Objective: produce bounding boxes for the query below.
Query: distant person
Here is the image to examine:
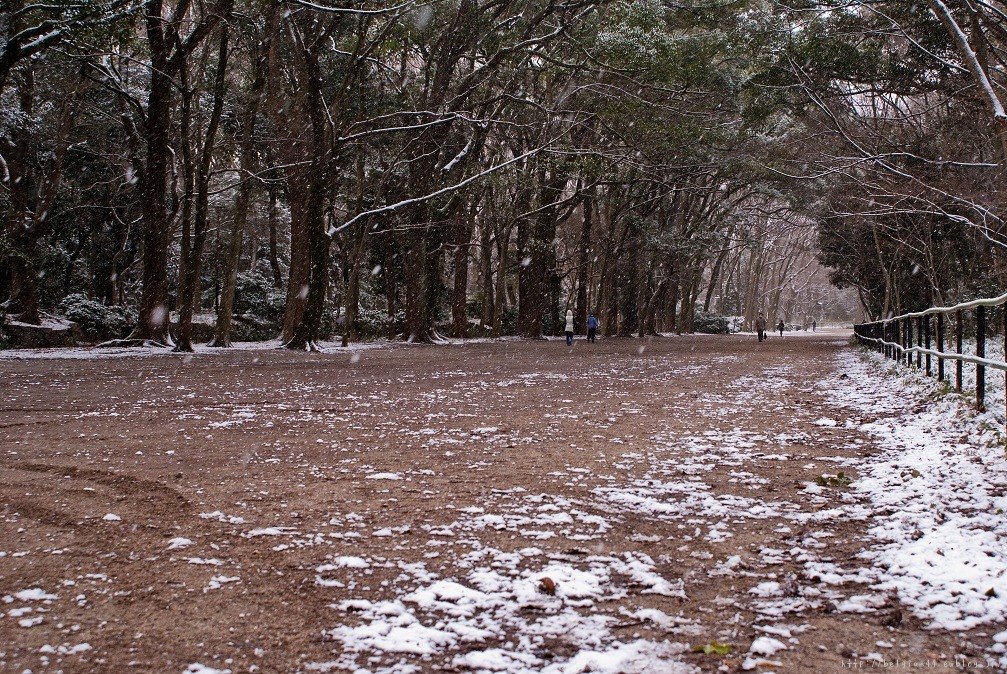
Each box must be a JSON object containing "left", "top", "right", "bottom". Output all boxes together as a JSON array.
[
  {"left": 565, "top": 310, "right": 574, "bottom": 346},
  {"left": 812, "top": 319, "right": 817, "bottom": 332},
  {"left": 756, "top": 313, "right": 767, "bottom": 342},
  {"left": 778, "top": 319, "right": 785, "bottom": 337},
  {"left": 587, "top": 312, "right": 599, "bottom": 343}
]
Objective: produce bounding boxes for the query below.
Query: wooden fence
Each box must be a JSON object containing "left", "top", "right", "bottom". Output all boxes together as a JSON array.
[{"left": 853, "top": 292, "right": 1007, "bottom": 412}]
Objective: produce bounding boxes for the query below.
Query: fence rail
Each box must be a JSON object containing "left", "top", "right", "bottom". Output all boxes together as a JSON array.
[{"left": 854, "top": 294, "right": 1007, "bottom": 413}]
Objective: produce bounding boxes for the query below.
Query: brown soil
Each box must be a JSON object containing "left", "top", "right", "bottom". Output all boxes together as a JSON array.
[{"left": 0, "top": 331, "right": 1000, "bottom": 673}]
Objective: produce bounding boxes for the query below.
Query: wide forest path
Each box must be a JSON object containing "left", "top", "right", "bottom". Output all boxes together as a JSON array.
[{"left": 1, "top": 330, "right": 1003, "bottom": 674}]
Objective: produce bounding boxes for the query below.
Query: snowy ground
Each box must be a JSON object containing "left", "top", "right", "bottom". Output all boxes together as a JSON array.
[
  {"left": 1, "top": 331, "right": 1005, "bottom": 673},
  {"left": 866, "top": 336, "right": 1007, "bottom": 441},
  {"left": 825, "top": 349, "right": 1007, "bottom": 658}
]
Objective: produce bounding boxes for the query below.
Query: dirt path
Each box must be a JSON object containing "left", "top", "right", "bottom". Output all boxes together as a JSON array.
[{"left": 0, "top": 331, "right": 996, "bottom": 673}]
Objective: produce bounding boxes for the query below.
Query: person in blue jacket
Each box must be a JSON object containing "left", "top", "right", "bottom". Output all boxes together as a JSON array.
[{"left": 586, "top": 313, "right": 599, "bottom": 343}]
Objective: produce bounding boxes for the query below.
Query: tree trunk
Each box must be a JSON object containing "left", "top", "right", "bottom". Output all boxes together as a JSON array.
[
  {"left": 703, "top": 246, "right": 730, "bottom": 312},
  {"left": 280, "top": 170, "right": 311, "bottom": 343},
  {"left": 403, "top": 213, "right": 432, "bottom": 342},
  {"left": 342, "top": 220, "right": 368, "bottom": 346},
  {"left": 574, "top": 188, "right": 594, "bottom": 329},
  {"left": 598, "top": 207, "right": 620, "bottom": 337},
  {"left": 106, "top": 218, "right": 132, "bottom": 306},
  {"left": 518, "top": 170, "right": 561, "bottom": 339},
  {"left": 549, "top": 269, "right": 562, "bottom": 337},
  {"left": 270, "top": 14, "right": 316, "bottom": 346},
  {"left": 128, "top": 109, "right": 172, "bottom": 342},
  {"left": 479, "top": 216, "right": 494, "bottom": 329},
  {"left": 491, "top": 221, "right": 512, "bottom": 337},
  {"left": 177, "top": 24, "right": 230, "bottom": 352},
  {"left": 450, "top": 208, "right": 474, "bottom": 338},
  {"left": 641, "top": 278, "right": 668, "bottom": 336},
  {"left": 742, "top": 249, "right": 762, "bottom": 330},
  {"left": 127, "top": 2, "right": 178, "bottom": 345},
  {"left": 210, "top": 29, "right": 269, "bottom": 347},
  {"left": 286, "top": 173, "right": 329, "bottom": 348},
  {"left": 265, "top": 184, "right": 282, "bottom": 286},
  {"left": 619, "top": 226, "right": 639, "bottom": 337},
  {"left": 667, "top": 259, "right": 679, "bottom": 334},
  {"left": 285, "top": 40, "right": 331, "bottom": 350},
  {"left": 175, "top": 62, "right": 195, "bottom": 325},
  {"left": 342, "top": 114, "right": 371, "bottom": 347},
  {"left": 425, "top": 222, "right": 446, "bottom": 338},
  {"left": 121, "top": 0, "right": 230, "bottom": 345},
  {"left": 383, "top": 235, "right": 398, "bottom": 339},
  {"left": 679, "top": 269, "right": 699, "bottom": 334}
]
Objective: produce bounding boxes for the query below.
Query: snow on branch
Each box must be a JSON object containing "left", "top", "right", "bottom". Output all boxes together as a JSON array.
[
  {"left": 16, "top": 28, "right": 63, "bottom": 53},
  {"left": 854, "top": 0, "right": 968, "bottom": 76},
  {"left": 326, "top": 147, "right": 542, "bottom": 237},
  {"left": 440, "top": 134, "right": 476, "bottom": 175},
  {"left": 336, "top": 117, "right": 454, "bottom": 143},
  {"left": 289, "top": 0, "right": 421, "bottom": 14},
  {"left": 928, "top": 0, "right": 1007, "bottom": 121}
]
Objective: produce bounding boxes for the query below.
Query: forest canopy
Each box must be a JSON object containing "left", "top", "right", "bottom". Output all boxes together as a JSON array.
[{"left": 2, "top": 0, "right": 1005, "bottom": 349}]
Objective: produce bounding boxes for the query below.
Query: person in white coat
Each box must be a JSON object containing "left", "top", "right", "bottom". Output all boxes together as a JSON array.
[{"left": 564, "top": 310, "right": 574, "bottom": 346}]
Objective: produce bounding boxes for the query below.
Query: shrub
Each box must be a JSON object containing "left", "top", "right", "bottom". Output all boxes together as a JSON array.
[
  {"left": 318, "top": 303, "right": 338, "bottom": 340},
  {"left": 0, "top": 304, "right": 10, "bottom": 347},
  {"left": 500, "top": 305, "right": 518, "bottom": 335},
  {"left": 58, "top": 293, "right": 136, "bottom": 341},
  {"left": 694, "top": 309, "right": 729, "bottom": 334},
  {"left": 356, "top": 306, "right": 403, "bottom": 337},
  {"left": 233, "top": 272, "right": 285, "bottom": 325}
]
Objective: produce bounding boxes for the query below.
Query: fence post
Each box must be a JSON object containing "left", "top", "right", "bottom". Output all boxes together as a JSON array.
[
  {"left": 956, "top": 310, "right": 963, "bottom": 392},
  {"left": 906, "top": 316, "right": 914, "bottom": 362},
  {"left": 937, "top": 312, "right": 945, "bottom": 382},
  {"left": 977, "top": 305, "right": 986, "bottom": 412},
  {"left": 916, "top": 315, "right": 923, "bottom": 369},
  {"left": 894, "top": 320, "right": 902, "bottom": 362},
  {"left": 924, "top": 314, "right": 931, "bottom": 376},
  {"left": 893, "top": 319, "right": 900, "bottom": 361},
  {"left": 906, "top": 317, "right": 913, "bottom": 367}
]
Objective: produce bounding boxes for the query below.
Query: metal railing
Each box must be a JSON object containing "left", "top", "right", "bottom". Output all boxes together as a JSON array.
[{"left": 854, "top": 291, "right": 1007, "bottom": 412}]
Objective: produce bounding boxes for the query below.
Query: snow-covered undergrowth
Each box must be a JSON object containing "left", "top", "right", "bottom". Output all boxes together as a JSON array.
[
  {"left": 0, "top": 335, "right": 529, "bottom": 360},
  {"left": 891, "top": 337, "right": 1007, "bottom": 439},
  {"left": 827, "top": 348, "right": 1007, "bottom": 654},
  {"left": 0, "top": 338, "right": 395, "bottom": 360}
]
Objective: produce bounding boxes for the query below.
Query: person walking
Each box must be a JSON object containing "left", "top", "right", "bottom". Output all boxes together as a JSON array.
[
  {"left": 565, "top": 309, "right": 575, "bottom": 346},
  {"left": 778, "top": 319, "right": 785, "bottom": 337},
  {"left": 755, "top": 313, "right": 767, "bottom": 342},
  {"left": 812, "top": 319, "right": 817, "bottom": 332},
  {"left": 586, "top": 312, "right": 598, "bottom": 343}
]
